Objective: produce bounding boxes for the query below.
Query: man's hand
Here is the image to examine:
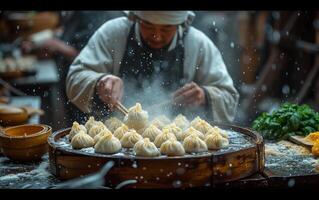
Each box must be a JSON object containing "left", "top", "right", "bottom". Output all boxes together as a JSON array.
[
  {"left": 172, "top": 82, "right": 206, "bottom": 107},
  {"left": 21, "top": 38, "right": 78, "bottom": 60},
  {"left": 96, "top": 75, "right": 124, "bottom": 110},
  {"left": 21, "top": 39, "right": 59, "bottom": 57}
]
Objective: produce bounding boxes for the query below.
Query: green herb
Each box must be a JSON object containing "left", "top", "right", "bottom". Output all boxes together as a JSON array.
[{"left": 252, "top": 103, "right": 319, "bottom": 141}]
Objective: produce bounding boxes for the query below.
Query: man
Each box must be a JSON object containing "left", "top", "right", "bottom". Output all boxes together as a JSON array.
[{"left": 66, "top": 11, "right": 239, "bottom": 123}]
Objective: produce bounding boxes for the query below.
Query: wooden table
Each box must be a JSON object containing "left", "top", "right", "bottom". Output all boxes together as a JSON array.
[
  {"left": 9, "top": 96, "right": 41, "bottom": 124},
  {"left": 0, "top": 154, "right": 61, "bottom": 189},
  {"left": 8, "top": 60, "right": 60, "bottom": 129},
  {"left": 0, "top": 155, "right": 318, "bottom": 189}
]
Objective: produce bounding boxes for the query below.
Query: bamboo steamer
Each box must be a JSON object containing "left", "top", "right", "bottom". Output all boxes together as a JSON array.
[
  {"left": 48, "top": 124, "right": 264, "bottom": 188},
  {"left": 0, "top": 124, "right": 52, "bottom": 161}
]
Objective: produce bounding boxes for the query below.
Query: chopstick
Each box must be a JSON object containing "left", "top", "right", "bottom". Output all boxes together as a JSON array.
[
  {"left": 114, "top": 101, "right": 128, "bottom": 115},
  {"left": 0, "top": 78, "right": 27, "bottom": 96},
  {"left": 117, "top": 101, "right": 129, "bottom": 113}
]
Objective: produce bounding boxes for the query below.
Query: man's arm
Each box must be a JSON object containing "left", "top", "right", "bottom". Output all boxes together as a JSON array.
[
  {"left": 66, "top": 27, "right": 114, "bottom": 114},
  {"left": 194, "top": 36, "right": 240, "bottom": 123}
]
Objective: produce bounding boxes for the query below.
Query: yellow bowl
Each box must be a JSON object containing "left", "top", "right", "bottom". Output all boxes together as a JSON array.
[
  {"left": 0, "top": 124, "right": 52, "bottom": 162},
  {"left": 0, "top": 105, "right": 29, "bottom": 126}
]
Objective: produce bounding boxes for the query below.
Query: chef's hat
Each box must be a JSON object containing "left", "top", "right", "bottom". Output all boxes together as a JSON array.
[{"left": 124, "top": 11, "right": 195, "bottom": 26}]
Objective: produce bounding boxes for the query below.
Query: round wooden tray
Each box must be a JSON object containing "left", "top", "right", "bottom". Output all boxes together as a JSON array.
[{"left": 48, "top": 124, "right": 265, "bottom": 188}]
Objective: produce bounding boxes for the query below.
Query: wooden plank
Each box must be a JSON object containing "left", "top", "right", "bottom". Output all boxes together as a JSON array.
[
  {"left": 214, "top": 173, "right": 268, "bottom": 188},
  {"left": 263, "top": 168, "right": 319, "bottom": 188},
  {"left": 289, "top": 135, "right": 313, "bottom": 149}
]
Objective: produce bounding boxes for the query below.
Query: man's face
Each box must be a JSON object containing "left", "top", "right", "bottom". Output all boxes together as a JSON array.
[{"left": 139, "top": 19, "right": 178, "bottom": 49}]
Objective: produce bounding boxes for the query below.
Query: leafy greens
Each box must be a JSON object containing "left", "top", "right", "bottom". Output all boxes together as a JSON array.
[{"left": 252, "top": 103, "right": 319, "bottom": 141}]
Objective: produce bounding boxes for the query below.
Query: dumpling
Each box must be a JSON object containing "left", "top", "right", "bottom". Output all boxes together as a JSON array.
[
  {"left": 160, "top": 138, "right": 185, "bottom": 156},
  {"left": 133, "top": 138, "right": 160, "bottom": 157},
  {"left": 93, "top": 129, "right": 113, "bottom": 144},
  {"left": 181, "top": 127, "right": 205, "bottom": 141},
  {"left": 120, "top": 129, "right": 143, "bottom": 148},
  {"left": 150, "top": 115, "right": 171, "bottom": 129},
  {"left": 142, "top": 124, "right": 162, "bottom": 142},
  {"left": 71, "top": 130, "right": 94, "bottom": 149},
  {"left": 124, "top": 103, "right": 149, "bottom": 131},
  {"left": 206, "top": 126, "right": 229, "bottom": 138},
  {"left": 193, "top": 119, "right": 213, "bottom": 135},
  {"left": 94, "top": 134, "right": 122, "bottom": 154},
  {"left": 104, "top": 117, "right": 123, "bottom": 132},
  {"left": 183, "top": 134, "right": 208, "bottom": 153},
  {"left": 69, "top": 121, "right": 87, "bottom": 141},
  {"left": 205, "top": 133, "right": 229, "bottom": 150},
  {"left": 136, "top": 127, "right": 147, "bottom": 135},
  {"left": 88, "top": 121, "right": 108, "bottom": 138},
  {"left": 150, "top": 119, "right": 165, "bottom": 130},
  {"left": 162, "top": 123, "right": 183, "bottom": 141},
  {"left": 173, "top": 114, "right": 190, "bottom": 130},
  {"left": 85, "top": 116, "right": 99, "bottom": 132},
  {"left": 218, "top": 127, "right": 229, "bottom": 138},
  {"left": 154, "top": 129, "right": 177, "bottom": 148},
  {"left": 190, "top": 116, "right": 202, "bottom": 127},
  {"left": 113, "top": 124, "right": 129, "bottom": 140}
]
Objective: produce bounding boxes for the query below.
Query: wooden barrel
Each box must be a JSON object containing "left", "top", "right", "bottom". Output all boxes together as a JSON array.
[{"left": 48, "top": 124, "right": 264, "bottom": 188}]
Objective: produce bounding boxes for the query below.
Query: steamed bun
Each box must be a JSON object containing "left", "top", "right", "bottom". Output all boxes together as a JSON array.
[
  {"left": 113, "top": 124, "right": 129, "bottom": 140},
  {"left": 150, "top": 115, "right": 171, "bottom": 129},
  {"left": 104, "top": 117, "right": 123, "bottom": 132},
  {"left": 206, "top": 126, "right": 228, "bottom": 138},
  {"left": 85, "top": 116, "right": 99, "bottom": 132},
  {"left": 94, "top": 134, "right": 122, "bottom": 154},
  {"left": 136, "top": 127, "right": 147, "bottom": 135},
  {"left": 154, "top": 129, "right": 177, "bottom": 148},
  {"left": 162, "top": 123, "right": 183, "bottom": 141},
  {"left": 93, "top": 129, "right": 113, "bottom": 144},
  {"left": 133, "top": 138, "right": 160, "bottom": 157},
  {"left": 173, "top": 114, "right": 190, "bottom": 130},
  {"left": 88, "top": 121, "right": 108, "bottom": 138},
  {"left": 71, "top": 130, "right": 94, "bottom": 149},
  {"left": 205, "top": 133, "right": 229, "bottom": 150},
  {"left": 120, "top": 129, "right": 143, "bottom": 148},
  {"left": 193, "top": 119, "right": 213, "bottom": 135},
  {"left": 181, "top": 127, "right": 205, "bottom": 141},
  {"left": 190, "top": 116, "right": 202, "bottom": 127},
  {"left": 124, "top": 103, "right": 149, "bottom": 131},
  {"left": 69, "top": 121, "right": 87, "bottom": 141},
  {"left": 160, "top": 138, "right": 185, "bottom": 156},
  {"left": 142, "top": 124, "right": 162, "bottom": 142},
  {"left": 183, "top": 134, "right": 208, "bottom": 153}
]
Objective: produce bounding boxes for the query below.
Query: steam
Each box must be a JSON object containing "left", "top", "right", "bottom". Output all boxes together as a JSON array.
[{"left": 120, "top": 75, "right": 210, "bottom": 121}]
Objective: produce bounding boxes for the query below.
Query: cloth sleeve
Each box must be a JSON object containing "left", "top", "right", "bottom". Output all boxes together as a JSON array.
[
  {"left": 66, "top": 27, "right": 114, "bottom": 113},
  {"left": 194, "top": 38, "right": 239, "bottom": 123}
]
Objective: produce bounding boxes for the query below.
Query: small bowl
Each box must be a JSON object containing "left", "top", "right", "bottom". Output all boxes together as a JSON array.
[
  {"left": 0, "top": 124, "right": 52, "bottom": 162},
  {"left": 0, "top": 105, "right": 29, "bottom": 126}
]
